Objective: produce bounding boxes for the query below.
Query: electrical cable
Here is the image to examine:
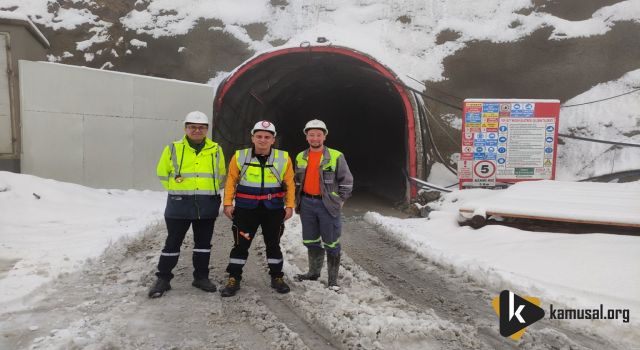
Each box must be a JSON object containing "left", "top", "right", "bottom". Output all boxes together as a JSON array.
[
  {"left": 401, "top": 77, "right": 640, "bottom": 148},
  {"left": 577, "top": 169, "right": 640, "bottom": 182},
  {"left": 560, "top": 88, "right": 640, "bottom": 108},
  {"left": 417, "top": 97, "right": 458, "bottom": 175},
  {"left": 558, "top": 133, "right": 640, "bottom": 148},
  {"left": 412, "top": 91, "right": 433, "bottom": 178},
  {"left": 406, "top": 75, "right": 464, "bottom": 101},
  {"left": 422, "top": 100, "right": 461, "bottom": 149}
]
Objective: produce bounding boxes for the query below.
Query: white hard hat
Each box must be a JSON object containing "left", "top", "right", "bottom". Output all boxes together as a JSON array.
[
  {"left": 304, "top": 119, "right": 328, "bottom": 135},
  {"left": 184, "top": 111, "right": 209, "bottom": 125},
  {"left": 251, "top": 120, "right": 277, "bottom": 136}
]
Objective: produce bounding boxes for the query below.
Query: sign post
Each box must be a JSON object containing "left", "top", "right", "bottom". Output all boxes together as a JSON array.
[{"left": 458, "top": 99, "right": 560, "bottom": 189}]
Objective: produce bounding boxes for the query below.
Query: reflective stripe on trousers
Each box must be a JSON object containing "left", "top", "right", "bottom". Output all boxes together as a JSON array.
[{"left": 300, "top": 196, "right": 342, "bottom": 254}]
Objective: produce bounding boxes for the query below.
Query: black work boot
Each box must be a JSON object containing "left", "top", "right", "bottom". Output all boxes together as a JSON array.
[
  {"left": 295, "top": 249, "right": 324, "bottom": 282},
  {"left": 148, "top": 278, "right": 171, "bottom": 298},
  {"left": 192, "top": 278, "right": 217, "bottom": 292},
  {"left": 220, "top": 277, "right": 241, "bottom": 297},
  {"left": 271, "top": 276, "right": 291, "bottom": 294},
  {"left": 327, "top": 252, "right": 341, "bottom": 291}
]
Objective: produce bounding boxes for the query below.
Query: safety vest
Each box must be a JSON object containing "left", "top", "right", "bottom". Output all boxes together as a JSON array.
[
  {"left": 235, "top": 148, "right": 288, "bottom": 209},
  {"left": 157, "top": 136, "right": 226, "bottom": 195},
  {"left": 296, "top": 147, "right": 342, "bottom": 178}
]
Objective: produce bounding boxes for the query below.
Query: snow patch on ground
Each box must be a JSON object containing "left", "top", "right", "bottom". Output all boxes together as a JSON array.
[
  {"left": 427, "top": 162, "right": 458, "bottom": 187},
  {"left": 0, "top": 171, "right": 165, "bottom": 313},
  {"left": 363, "top": 183, "right": 640, "bottom": 343}
]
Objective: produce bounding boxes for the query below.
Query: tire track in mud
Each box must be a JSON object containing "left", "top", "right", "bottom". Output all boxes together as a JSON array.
[
  {"left": 340, "top": 214, "right": 625, "bottom": 350},
  {"left": 211, "top": 217, "right": 341, "bottom": 350},
  {"left": 213, "top": 212, "right": 489, "bottom": 350},
  {"left": 277, "top": 217, "right": 489, "bottom": 350}
]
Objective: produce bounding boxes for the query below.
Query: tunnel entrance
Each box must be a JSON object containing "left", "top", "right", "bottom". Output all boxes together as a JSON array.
[{"left": 213, "top": 46, "right": 421, "bottom": 203}]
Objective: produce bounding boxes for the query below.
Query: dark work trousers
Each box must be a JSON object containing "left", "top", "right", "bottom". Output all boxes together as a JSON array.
[
  {"left": 225, "top": 205, "right": 285, "bottom": 280},
  {"left": 300, "top": 196, "right": 342, "bottom": 255},
  {"left": 156, "top": 218, "right": 215, "bottom": 281}
]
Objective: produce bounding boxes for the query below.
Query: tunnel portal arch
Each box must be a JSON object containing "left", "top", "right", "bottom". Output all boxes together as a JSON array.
[{"left": 213, "top": 45, "right": 423, "bottom": 203}]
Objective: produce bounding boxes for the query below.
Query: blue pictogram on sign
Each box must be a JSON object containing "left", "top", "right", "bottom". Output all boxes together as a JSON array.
[
  {"left": 546, "top": 126, "right": 555, "bottom": 132},
  {"left": 498, "top": 147, "right": 507, "bottom": 153},
  {"left": 499, "top": 136, "right": 507, "bottom": 143},
  {"left": 545, "top": 147, "right": 553, "bottom": 153},
  {"left": 499, "top": 126, "right": 508, "bottom": 132},
  {"left": 545, "top": 136, "right": 553, "bottom": 143},
  {"left": 483, "top": 103, "right": 500, "bottom": 113},
  {"left": 497, "top": 158, "right": 506, "bottom": 164},
  {"left": 466, "top": 112, "right": 482, "bottom": 123}
]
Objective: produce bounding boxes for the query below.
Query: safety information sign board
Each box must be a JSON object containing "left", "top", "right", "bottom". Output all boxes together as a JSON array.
[{"left": 458, "top": 99, "right": 560, "bottom": 189}]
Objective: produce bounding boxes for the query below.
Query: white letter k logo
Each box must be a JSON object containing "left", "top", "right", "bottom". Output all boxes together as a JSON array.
[{"left": 509, "top": 291, "right": 526, "bottom": 323}]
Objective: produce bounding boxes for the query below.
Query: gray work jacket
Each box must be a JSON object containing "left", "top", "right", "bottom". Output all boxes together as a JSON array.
[{"left": 294, "top": 147, "right": 354, "bottom": 217}]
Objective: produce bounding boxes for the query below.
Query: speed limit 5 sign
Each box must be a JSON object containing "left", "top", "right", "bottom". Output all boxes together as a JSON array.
[
  {"left": 473, "top": 160, "right": 496, "bottom": 178},
  {"left": 471, "top": 160, "right": 497, "bottom": 187}
]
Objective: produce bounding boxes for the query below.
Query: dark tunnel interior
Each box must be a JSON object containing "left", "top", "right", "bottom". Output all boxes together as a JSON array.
[{"left": 213, "top": 51, "right": 409, "bottom": 203}]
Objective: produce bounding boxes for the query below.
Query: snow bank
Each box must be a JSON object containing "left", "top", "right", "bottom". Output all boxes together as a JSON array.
[
  {"left": 364, "top": 183, "right": 640, "bottom": 340},
  {"left": 0, "top": 171, "right": 165, "bottom": 312}
]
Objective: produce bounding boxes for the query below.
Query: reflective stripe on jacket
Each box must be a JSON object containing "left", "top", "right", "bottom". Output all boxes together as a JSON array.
[
  {"left": 234, "top": 148, "right": 289, "bottom": 210},
  {"left": 295, "top": 147, "right": 353, "bottom": 217},
  {"left": 156, "top": 136, "right": 226, "bottom": 219}
]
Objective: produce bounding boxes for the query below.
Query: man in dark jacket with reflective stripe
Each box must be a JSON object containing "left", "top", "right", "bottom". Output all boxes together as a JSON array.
[
  {"left": 148, "top": 111, "right": 226, "bottom": 298},
  {"left": 219, "top": 120, "right": 295, "bottom": 297}
]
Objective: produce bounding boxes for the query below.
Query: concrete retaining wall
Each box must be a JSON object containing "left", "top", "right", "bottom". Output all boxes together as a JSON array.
[{"left": 19, "top": 61, "right": 214, "bottom": 190}]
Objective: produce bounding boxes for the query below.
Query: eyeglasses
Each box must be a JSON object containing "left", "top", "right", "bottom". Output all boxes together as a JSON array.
[{"left": 186, "top": 125, "right": 208, "bottom": 131}]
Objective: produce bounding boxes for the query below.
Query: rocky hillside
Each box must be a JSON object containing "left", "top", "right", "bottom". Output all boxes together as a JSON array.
[{"left": 4, "top": 0, "right": 639, "bottom": 179}]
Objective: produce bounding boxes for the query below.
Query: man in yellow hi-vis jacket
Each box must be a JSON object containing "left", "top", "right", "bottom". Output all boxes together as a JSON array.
[{"left": 149, "top": 111, "right": 226, "bottom": 298}]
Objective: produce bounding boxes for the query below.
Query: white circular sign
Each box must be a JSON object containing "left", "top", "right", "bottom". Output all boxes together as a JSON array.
[{"left": 473, "top": 161, "right": 496, "bottom": 178}]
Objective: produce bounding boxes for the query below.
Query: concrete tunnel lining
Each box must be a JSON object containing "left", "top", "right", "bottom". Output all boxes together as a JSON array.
[{"left": 213, "top": 46, "right": 420, "bottom": 203}]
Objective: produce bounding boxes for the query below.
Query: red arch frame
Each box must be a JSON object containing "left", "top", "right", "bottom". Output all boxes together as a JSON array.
[{"left": 214, "top": 46, "right": 417, "bottom": 197}]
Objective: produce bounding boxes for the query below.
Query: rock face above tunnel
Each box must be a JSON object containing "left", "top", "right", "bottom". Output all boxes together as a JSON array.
[
  {"left": 424, "top": 20, "right": 640, "bottom": 172},
  {"left": 3, "top": 0, "right": 638, "bottom": 187},
  {"left": 12, "top": 1, "right": 638, "bottom": 92},
  {"left": 11, "top": 0, "right": 254, "bottom": 83}
]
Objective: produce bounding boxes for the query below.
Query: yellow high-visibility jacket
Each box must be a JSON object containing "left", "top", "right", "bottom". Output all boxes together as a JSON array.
[
  {"left": 224, "top": 148, "right": 295, "bottom": 210},
  {"left": 156, "top": 136, "right": 226, "bottom": 219}
]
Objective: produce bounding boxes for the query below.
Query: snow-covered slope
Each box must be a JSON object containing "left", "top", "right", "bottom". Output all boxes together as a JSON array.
[{"left": 4, "top": 1, "right": 639, "bottom": 180}]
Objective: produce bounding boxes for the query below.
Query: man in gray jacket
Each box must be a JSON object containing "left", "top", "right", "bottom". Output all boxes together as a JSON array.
[{"left": 294, "top": 119, "right": 353, "bottom": 290}]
